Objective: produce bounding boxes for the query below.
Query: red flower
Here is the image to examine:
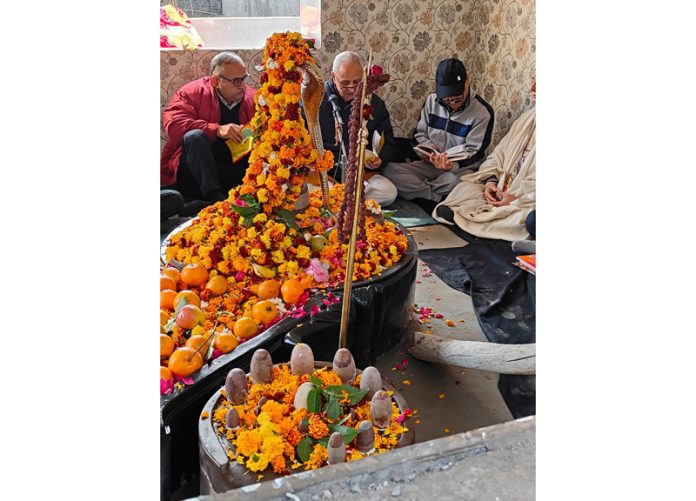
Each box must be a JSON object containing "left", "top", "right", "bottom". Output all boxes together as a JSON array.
[
  {"left": 369, "top": 64, "right": 383, "bottom": 76},
  {"left": 362, "top": 104, "right": 373, "bottom": 121}
]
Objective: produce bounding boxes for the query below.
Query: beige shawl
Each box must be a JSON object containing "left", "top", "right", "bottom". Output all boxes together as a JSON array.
[{"left": 433, "top": 108, "right": 536, "bottom": 241}]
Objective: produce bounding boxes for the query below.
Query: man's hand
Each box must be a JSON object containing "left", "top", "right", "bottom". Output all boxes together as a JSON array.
[
  {"left": 429, "top": 152, "right": 454, "bottom": 171},
  {"left": 483, "top": 182, "right": 500, "bottom": 203},
  {"left": 489, "top": 191, "right": 517, "bottom": 207},
  {"left": 217, "top": 123, "right": 245, "bottom": 142},
  {"left": 365, "top": 153, "right": 382, "bottom": 170}
]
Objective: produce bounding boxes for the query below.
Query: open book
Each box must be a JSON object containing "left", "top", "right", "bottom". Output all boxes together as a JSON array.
[
  {"left": 364, "top": 130, "right": 385, "bottom": 163},
  {"left": 225, "top": 127, "right": 254, "bottom": 163},
  {"left": 514, "top": 254, "right": 536, "bottom": 275},
  {"left": 414, "top": 144, "right": 470, "bottom": 163}
]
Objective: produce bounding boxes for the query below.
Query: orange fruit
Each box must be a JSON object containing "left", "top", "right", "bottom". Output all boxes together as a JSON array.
[
  {"left": 160, "top": 275, "right": 178, "bottom": 292},
  {"left": 173, "top": 290, "right": 201, "bottom": 310},
  {"left": 175, "top": 304, "right": 204, "bottom": 330},
  {"left": 181, "top": 263, "right": 209, "bottom": 287},
  {"left": 162, "top": 267, "right": 180, "bottom": 283},
  {"left": 160, "top": 309, "right": 170, "bottom": 326},
  {"left": 233, "top": 317, "right": 259, "bottom": 339},
  {"left": 160, "top": 334, "right": 175, "bottom": 359},
  {"left": 168, "top": 347, "right": 204, "bottom": 377},
  {"left": 281, "top": 279, "right": 306, "bottom": 305},
  {"left": 257, "top": 279, "right": 281, "bottom": 300},
  {"left": 160, "top": 289, "right": 177, "bottom": 310},
  {"left": 252, "top": 300, "right": 278, "bottom": 324},
  {"left": 213, "top": 332, "right": 239, "bottom": 354},
  {"left": 160, "top": 366, "right": 173, "bottom": 381},
  {"left": 185, "top": 334, "right": 213, "bottom": 354},
  {"left": 205, "top": 275, "right": 228, "bottom": 296}
]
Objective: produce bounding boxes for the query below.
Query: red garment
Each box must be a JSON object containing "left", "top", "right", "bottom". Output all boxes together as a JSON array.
[{"left": 160, "top": 76, "right": 256, "bottom": 186}]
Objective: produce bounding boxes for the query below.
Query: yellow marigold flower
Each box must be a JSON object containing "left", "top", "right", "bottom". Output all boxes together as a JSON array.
[
  {"left": 253, "top": 213, "right": 268, "bottom": 223},
  {"left": 260, "top": 233, "right": 272, "bottom": 249},
  {"left": 280, "top": 236, "right": 293, "bottom": 250},
  {"left": 296, "top": 245, "right": 311, "bottom": 260},
  {"left": 271, "top": 250, "right": 286, "bottom": 264},
  {"left": 304, "top": 443, "right": 328, "bottom": 470},
  {"left": 250, "top": 248, "right": 263, "bottom": 260},
  {"left": 247, "top": 227, "right": 257, "bottom": 239},
  {"left": 260, "top": 434, "right": 285, "bottom": 460},
  {"left": 308, "top": 414, "right": 329, "bottom": 440},
  {"left": 257, "top": 189, "right": 269, "bottom": 203},
  {"left": 286, "top": 260, "right": 299, "bottom": 275},
  {"left": 213, "top": 406, "right": 228, "bottom": 423},
  {"left": 246, "top": 452, "right": 269, "bottom": 472},
  {"left": 235, "top": 429, "right": 262, "bottom": 457},
  {"left": 191, "top": 325, "right": 206, "bottom": 336}
]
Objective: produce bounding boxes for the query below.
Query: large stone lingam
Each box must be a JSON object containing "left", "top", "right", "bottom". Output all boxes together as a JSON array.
[{"left": 198, "top": 344, "right": 415, "bottom": 494}]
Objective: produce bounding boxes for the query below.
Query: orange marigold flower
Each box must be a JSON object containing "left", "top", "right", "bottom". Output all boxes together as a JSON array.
[{"left": 308, "top": 414, "right": 329, "bottom": 440}]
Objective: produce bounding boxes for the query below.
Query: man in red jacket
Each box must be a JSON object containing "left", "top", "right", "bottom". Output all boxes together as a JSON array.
[{"left": 161, "top": 52, "right": 256, "bottom": 203}]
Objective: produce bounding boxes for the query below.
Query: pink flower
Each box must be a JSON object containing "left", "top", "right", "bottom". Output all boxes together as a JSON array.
[
  {"left": 356, "top": 240, "right": 367, "bottom": 250},
  {"left": 370, "top": 64, "right": 384, "bottom": 76},
  {"left": 434, "top": 313, "right": 443, "bottom": 319},
  {"left": 210, "top": 349, "right": 224, "bottom": 361},
  {"left": 160, "top": 378, "right": 174, "bottom": 395},
  {"left": 395, "top": 414, "right": 407, "bottom": 424},
  {"left": 235, "top": 271, "right": 245, "bottom": 282},
  {"left": 306, "top": 258, "right": 329, "bottom": 284},
  {"left": 290, "top": 309, "right": 307, "bottom": 319},
  {"left": 310, "top": 305, "right": 321, "bottom": 317},
  {"left": 234, "top": 198, "right": 248, "bottom": 207},
  {"left": 327, "top": 292, "right": 339, "bottom": 303}
]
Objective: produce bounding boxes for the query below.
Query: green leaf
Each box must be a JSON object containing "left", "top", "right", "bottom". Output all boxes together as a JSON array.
[
  {"left": 243, "top": 217, "right": 254, "bottom": 228},
  {"left": 345, "top": 387, "right": 369, "bottom": 406},
  {"left": 382, "top": 209, "right": 397, "bottom": 218},
  {"left": 275, "top": 209, "right": 300, "bottom": 231},
  {"left": 326, "top": 395, "right": 341, "bottom": 420},
  {"left": 307, "top": 387, "right": 321, "bottom": 413},
  {"left": 296, "top": 437, "right": 313, "bottom": 463},
  {"left": 204, "top": 336, "right": 215, "bottom": 360},
  {"left": 310, "top": 375, "right": 323, "bottom": 388},
  {"left": 328, "top": 424, "right": 359, "bottom": 445},
  {"left": 323, "top": 385, "right": 369, "bottom": 405},
  {"left": 317, "top": 437, "right": 329, "bottom": 448}
]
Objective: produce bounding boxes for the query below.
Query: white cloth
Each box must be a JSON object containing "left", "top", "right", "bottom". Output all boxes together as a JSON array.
[
  {"left": 433, "top": 108, "right": 536, "bottom": 241},
  {"left": 364, "top": 174, "right": 398, "bottom": 206}
]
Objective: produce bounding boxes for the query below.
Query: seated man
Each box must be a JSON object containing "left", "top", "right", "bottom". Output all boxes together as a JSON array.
[
  {"left": 434, "top": 73, "right": 536, "bottom": 242},
  {"left": 318, "top": 51, "right": 398, "bottom": 206},
  {"left": 160, "top": 52, "right": 256, "bottom": 203},
  {"left": 383, "top": 58, "right": 494, "bottom": 202}
]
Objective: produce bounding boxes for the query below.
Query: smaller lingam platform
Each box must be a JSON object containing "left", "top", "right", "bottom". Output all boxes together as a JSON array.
[{"left": 198, "top": 344, "right": 415, "bottom": 494}]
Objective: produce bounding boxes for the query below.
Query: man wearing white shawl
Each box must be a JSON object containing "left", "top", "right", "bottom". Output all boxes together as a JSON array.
[{"left": 433, "top": 74, "right": 536, "bottom": 242}]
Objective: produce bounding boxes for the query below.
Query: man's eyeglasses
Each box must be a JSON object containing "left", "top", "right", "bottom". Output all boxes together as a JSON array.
[
  {"left": 218, "top": 74, "right": 249, "bottom": 87},
  {"left": 337, "top": 79, "right": 362, "bottom": 90}
]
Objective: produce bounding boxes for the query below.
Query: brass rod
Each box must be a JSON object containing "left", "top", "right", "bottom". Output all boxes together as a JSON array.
[{"left": 338, "top": 52, "right": 373, "bottom": 349}]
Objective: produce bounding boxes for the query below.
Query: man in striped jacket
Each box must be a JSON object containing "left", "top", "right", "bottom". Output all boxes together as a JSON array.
[{"left": 383, "top": 58, "right": 494, "bottom": 202}]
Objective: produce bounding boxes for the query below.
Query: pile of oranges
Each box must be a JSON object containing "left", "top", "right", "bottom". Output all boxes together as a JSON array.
[{"left": 160, "top": 262, "right": 308, "bottom": 384}]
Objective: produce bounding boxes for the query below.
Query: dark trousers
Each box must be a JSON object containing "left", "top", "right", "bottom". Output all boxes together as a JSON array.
[
  {"left": 526, "top": 210, "right": 536, "bottom": 239},
  {"left": 175, "top": 130, "right": 249, "bottom": 200}
]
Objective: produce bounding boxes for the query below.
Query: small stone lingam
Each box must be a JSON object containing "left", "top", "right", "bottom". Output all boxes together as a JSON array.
[
  {"left": 370, "top": 390, "right": 392, "bottom": 430},
  {"left": 224, "top": 368, "right": 247, "bottom": 405},
  {"left": 250, "top": 349, "right": 273, "bottom": 384},
  {"left": 327, "top": 431, "right": 346, "bottom": 465},
  {"left": 359, "top": 366, "right": 382, "bottom": 399},
  {"left": 332, "top": 348, "right": 356, "bottom": 384},
  {"left": 290, "top": 343, "right": 314, "bottom": 376}
]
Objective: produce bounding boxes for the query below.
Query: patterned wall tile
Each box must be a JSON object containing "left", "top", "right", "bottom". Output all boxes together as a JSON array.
[{"left": 160, "top": 0, "right": 535, "bottom": 148}]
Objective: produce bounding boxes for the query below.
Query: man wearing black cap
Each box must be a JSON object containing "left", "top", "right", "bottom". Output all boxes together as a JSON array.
[{"left": 383, "top": 58, "right": 494, "bottom": 202}]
